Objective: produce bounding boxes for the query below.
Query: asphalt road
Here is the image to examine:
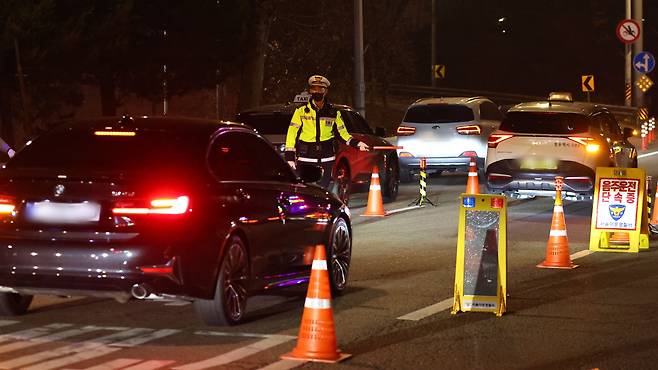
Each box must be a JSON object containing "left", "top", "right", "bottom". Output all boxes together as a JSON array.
[{"left": 1, "top": 151, "right": 657, "bottom": 370}]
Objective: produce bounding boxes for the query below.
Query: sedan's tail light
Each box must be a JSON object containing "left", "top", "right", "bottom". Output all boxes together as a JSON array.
[
  {"left": 396, "top": 126, "right": 416, "bottom": 136},
  {"left": 0, "top": 196, "right": 15, "bottom": 215},
  {"left": 487, "top": 134, "right": 514, "bottom": 148},
  {"left": 456, "top": 125, "right": 481, "bottom": 135},
  {"left": 568, "top": 136, "right": 600, "bottom": 153},
  {"left": 113, "top": 196, "right": 190, "bottom": 215}
]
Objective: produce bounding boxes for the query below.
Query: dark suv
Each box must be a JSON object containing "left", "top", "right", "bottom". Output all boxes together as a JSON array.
[{"left": 237, "top": 103, "right": 400, "bottom": 205}]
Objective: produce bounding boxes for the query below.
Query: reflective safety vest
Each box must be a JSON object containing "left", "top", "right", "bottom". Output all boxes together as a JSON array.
[{"left": 284, "top": 101, "right": 358, "bottom": 163}]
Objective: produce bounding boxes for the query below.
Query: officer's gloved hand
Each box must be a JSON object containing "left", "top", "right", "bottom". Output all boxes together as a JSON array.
[
  {"left": 7, "top": 149, "right": 15, "bottom": 158},
  {"left": 287, "top": 161, "right": 296, "bottom": 170},
  {"left": 357, "top": 142, "right": 370, "bottom": 151}
]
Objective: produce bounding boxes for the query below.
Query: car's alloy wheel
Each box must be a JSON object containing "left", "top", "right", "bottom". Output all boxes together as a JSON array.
[
  {"left": 335, "top": 163, "right": 351, "bottom": 205},
  {"left": 194, "top": 235, "right": 249, "bottom": 326},
  {"left": 328, "top": 217, "right": 351, "bottom": 295},
  {"left": 0, "top": 292, "right": 33, "bottom": 316}
]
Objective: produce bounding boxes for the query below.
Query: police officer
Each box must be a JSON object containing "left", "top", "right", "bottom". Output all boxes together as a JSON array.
[{"left": 285, "top": 75, "right": 369, "bottom": 189}]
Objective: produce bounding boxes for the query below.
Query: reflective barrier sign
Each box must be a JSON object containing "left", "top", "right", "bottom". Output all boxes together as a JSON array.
[
  {"left": 452, "top": 194, "right": 507, "bottom": 316},
  {"left": 589, "top": 167, "right": 649, "bottom": 253}
]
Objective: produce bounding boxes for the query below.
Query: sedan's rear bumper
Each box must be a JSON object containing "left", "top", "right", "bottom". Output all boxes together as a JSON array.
[
  {"left": 486, "top": 159, "right": 595, "bottom": 200},
  {"left": 0, "top": 238, "right": 189, "bottom": 301}
]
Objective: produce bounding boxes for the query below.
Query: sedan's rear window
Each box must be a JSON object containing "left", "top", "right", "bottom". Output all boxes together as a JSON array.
[
  {"left": 237, "top": 112, "right": 292, "bottom": 135},
  {"left": 499, "top": 112, "right": 590, "bottom": 134},
  {"left": 8, "top": 126, "right": 208, "bottom": 172},
  {"left": 403, "top": 104, "right": 474, "bottom": 123}
]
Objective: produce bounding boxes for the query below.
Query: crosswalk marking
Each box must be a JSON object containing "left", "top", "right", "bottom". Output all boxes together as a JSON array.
[
  {"left": 0, "top": 319, "right": 19, "bottom": 327},
  {"left": 0, "top": 325, "right": 101, "bottom": 354},
  {"left": 0, "top": 323, "right": 73, "bottom": 345},
  {"left": 72, "top": 358, "right": 143, "bottom": 370},
  {"left": 21, "top": 329, "right": 180, "bottom": 370},
  {"left": 172, "top": 335, "right": 295, "bottom": 370},
  {"left": 0, "top": 321, "right": 295, "bottom": 370},
  {"left": 123, "top": 360, "right": 177, "bottom": 370},
  {"left": 0, "top": 327, "right": 153, "bottom": 369}
]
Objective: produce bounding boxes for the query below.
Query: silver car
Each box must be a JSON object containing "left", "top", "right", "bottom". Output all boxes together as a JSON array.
[{"left": 395, "top": 97, "right": 502, "bottom": 182}]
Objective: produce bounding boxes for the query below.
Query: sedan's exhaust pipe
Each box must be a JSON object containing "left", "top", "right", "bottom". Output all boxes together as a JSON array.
[{"left": 131, "top": 284, "right": 150, "bottom": 299}]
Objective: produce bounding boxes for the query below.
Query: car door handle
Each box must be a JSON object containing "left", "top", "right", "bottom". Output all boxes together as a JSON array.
[{"left": 432, "top": 125, "right": 440, "bottom": 129}]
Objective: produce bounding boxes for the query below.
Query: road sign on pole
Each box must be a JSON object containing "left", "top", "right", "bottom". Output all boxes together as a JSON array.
[
  {"left": 616, "top": 19, "right": 641, "bottom": 44},
  {"left": 581, "top": 75, "right": 595, "bottom": 92},
  {"left": 633, "top": 51, "right": 655, "bottom": 74},
  {"left": 433, "top": 64, "right": 446, "bottom": 79}
]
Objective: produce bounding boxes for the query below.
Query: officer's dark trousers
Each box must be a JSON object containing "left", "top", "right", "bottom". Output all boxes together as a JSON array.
[{"left": 318, "top": 160, "right": 335, "bottom": 189}]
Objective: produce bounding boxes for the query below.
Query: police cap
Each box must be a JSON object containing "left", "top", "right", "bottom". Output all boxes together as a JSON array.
[{"left": 308, "top": 75, "right": 330, "bottom": 88}]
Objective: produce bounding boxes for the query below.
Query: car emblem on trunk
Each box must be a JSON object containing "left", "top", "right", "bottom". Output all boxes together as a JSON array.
[{"left": 54, "top": 184, "right": 65, "bottom": 197}]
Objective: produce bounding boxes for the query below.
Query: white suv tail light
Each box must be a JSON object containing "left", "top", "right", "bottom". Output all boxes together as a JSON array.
[
  {"left": 396, "top": 126, "right": 416, "bottom": 136},
  {"left": 456, "top": 125, "right": 481, "bottom": 135},
  {"left": 487, "top": 134, "right": 514, "bottom": 148},
  {"left": 568, "top": 136, "right": 600, "bottom": 153}
]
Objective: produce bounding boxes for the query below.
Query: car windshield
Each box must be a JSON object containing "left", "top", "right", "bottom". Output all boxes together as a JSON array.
[
  {"left": 500, "top": 112, "right": 590, "bottom": 134},
  {"left": 8, "top": 126, "right": 208, "bottom": 173},
  {"left": 237, "top": 112, "right": 292, "bottom": 135},
  {"left": 403, "top": 104, "right": 474, "bottom": 123}
]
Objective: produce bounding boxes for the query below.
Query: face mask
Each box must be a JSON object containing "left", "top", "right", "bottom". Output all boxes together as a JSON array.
[{"left": 311, "top": 93, "right": 325, "bottom": 102}]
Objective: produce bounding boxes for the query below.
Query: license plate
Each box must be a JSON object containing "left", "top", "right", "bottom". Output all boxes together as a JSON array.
[
  {"left": 25, "top": 201, "right": 101, "bottom": 224},
  {"left": 520, "top": 158, "right": 557, "bottom": 170}
]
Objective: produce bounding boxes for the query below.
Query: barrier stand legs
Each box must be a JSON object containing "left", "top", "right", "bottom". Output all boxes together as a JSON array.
[{"left": 409, "top": 157, "right": 435, "bottom": 206}]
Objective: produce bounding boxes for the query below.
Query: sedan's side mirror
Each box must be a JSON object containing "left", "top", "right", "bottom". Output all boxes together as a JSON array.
[
  {"left": 375, "top": 127, "right": 386, "bottom": 137},
  {"left": 298, "top": 164, "right": 323, "bottom": 183},
  {"left": 623, "top": 127, "right": 635, "bottom": 139}
]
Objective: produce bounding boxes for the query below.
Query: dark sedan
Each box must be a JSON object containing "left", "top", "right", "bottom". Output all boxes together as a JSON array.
[{"left": 0, "top": 116, "right": 352, "bottom": 326}]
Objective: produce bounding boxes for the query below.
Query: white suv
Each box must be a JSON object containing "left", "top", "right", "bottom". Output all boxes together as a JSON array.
[
  {"left": 485, "top": 93, "right": 638, "bottom": 200},
  {"left": 395, "top": 97, "right": 502, "bottom": 182}
]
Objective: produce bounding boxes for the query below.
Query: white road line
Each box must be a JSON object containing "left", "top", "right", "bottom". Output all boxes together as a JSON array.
[
  {"left": 164, "top": 301, "right": 191, "bottom": 306},
  {"left": 194, "top": 331, "right": 295, "bottom": 340},
  {"left": 0, "top": 323, "right": 73, "bottom": 345},
  {"left": 0, "top": 325, "right": 101, "bottom": 354},
  {"left": 173, "top": 335, "right": 294, "bottom": 370},
  {"left": 258, "top": 359, "right": 306, "bottom": 370},
  {"left": 397, "top": 298, "right": 453, "bottom": 321},
  {"left": 571, "top": 249, "right": 595, "bottom": 260},
  {"left": 0, "top": 319, "right": 19, "bottom": 327},
  {"left": 24, "top": 329, "right": 180, "bottom": 370},
  {"left": 122, "top": 360, "right": 177, "bottom": 370},
  {"left": 638, "top": 150, "right": 658, "bottom": 159},
  {"left": 385, "top": 205, "right": 422, "bottom": 215},
  {"left": 73, "top": 358, "right": 143, "bottom": 370},
  {"left": 397, "top": 249, "right": 597, "bottom": 321},
  {"left": 0, "top": 327, "right": 153, "bottom": 369}
]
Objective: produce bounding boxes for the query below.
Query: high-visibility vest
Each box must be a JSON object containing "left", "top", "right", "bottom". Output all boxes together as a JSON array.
[{"left": 284, "top": 101, "right": 356, "bottom": 162}]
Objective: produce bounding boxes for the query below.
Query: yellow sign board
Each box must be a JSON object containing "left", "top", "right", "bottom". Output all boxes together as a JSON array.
[
  {"left": 589, "top": 167, "right": 649, "bottom": 253},
  {"left": 433, "top": 64, "right": 446, "bottom": 79},
  {"left": 581, "top": 75, "right": 595, "bottom": 92},
  {"left": 452, "top": 194, "right": 507, "bottom": 316}
]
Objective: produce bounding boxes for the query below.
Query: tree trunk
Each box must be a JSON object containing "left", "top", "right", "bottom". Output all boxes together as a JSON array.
[
  {"left": 99, "top": 71, "right": 117, "bottom": 116},
  {"left": 238, "top": 1, "right": 275, "bottom": 111}
]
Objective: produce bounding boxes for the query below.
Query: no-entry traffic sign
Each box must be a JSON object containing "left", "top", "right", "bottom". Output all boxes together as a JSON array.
[{"left": 616, "top": 19, "right": 641, "bottom": 44}]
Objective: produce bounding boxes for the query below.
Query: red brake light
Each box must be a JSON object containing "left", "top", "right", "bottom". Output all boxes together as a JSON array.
[
  {"left": 487, "top": 134, "right": 513, "bottom": 148},
  {"left": 396, "top": 126, "right": 416, "bottom": 136},
  {"left": 0, "top": 196, "right": 15, "bottom": 215},
  {"left": 456, "top": 125, "right": 481, "bottom": 135},
  {"left": 113, "top": 196, "right": 190, "bottom": 215}
]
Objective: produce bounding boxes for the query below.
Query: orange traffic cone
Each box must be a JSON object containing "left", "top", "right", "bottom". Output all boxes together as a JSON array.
[
  {"left": 465, "top": 157, "right": 479, "bottom": 194},
  {"left": 538, "top": 178, "right": 578, "bottom": 269},
  {"left": 281, "top": 245, "right": 350, "bottom": 363},
  {"left": 609, "top": 231, "right": 630, "bottom": 245},
  {"left": 362, "top": 166, "right": 386, "bottom": 217}
]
